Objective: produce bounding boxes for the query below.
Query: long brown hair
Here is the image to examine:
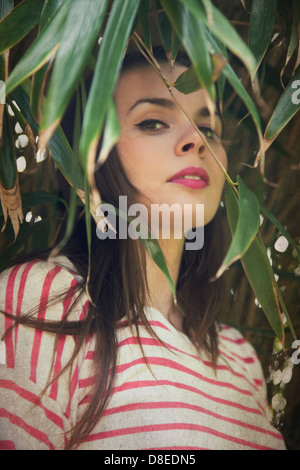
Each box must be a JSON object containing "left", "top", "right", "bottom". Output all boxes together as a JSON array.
[{"left": 1, "top": 46, "right": 226, "bottom": 449}]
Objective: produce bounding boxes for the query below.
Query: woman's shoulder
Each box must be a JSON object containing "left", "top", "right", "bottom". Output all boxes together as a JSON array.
[
  {"left": 0, "top": 257, "right": 92, "bottom": 448},
  {"left": 217, "top": 322, "right": 263, "bottom": 372},
  {"left": 0, "top": 255, "right": 88, "bottom": 324}
]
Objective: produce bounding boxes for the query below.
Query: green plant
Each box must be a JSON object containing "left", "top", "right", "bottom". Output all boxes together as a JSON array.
[{"left": 0, "top": 1, "right": 299, "bottom": 430}]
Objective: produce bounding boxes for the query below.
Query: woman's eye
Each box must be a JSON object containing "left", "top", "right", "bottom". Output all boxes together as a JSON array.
[
  {"left": 198, "top": 126, "right": 219, "bottom": 140},
  {"left": 136, "top": 119, "right": 167, "bottom": 131}
]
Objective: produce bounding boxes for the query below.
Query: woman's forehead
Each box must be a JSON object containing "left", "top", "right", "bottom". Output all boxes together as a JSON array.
[
  {"left": 114, "top": 63, "right": 217, "bottom": 118},
  {"left": 115, "top": 63, "right": 186, "bottom": 104}
]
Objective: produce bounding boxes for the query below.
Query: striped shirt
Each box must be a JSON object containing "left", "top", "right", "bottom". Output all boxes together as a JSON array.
[{"left": 0, "top": 258, "right": 285, "bottom": 450}]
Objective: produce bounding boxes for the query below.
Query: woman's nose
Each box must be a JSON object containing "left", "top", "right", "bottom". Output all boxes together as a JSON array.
[{"left": 175, "top": 127, "right": 206, "bottom": 157}]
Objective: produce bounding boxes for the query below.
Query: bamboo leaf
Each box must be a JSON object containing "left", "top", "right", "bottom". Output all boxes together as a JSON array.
[
  {"left": 0, "top": 0, "right": 45, "bottom": 55},
  {"left": 5, "top": 0, "right": 72, "bottom": 96},
  {"left": 0, "top": 191, "right": 67, "bottom": 222},
  {"left": 0, "top": 108, "right": 16, "bottom": 190},
  {"left": 21, "top": 191, "right": 67, "bottom": 210},
  {"left": 0, "top": 0, "right": 13, "bottom": 19},
  {"left": 11, "top": 83, "right": 84, "bottom": 189},
  {"left": 156, "top": 0, "right": 173, "bottom": 51},
  {"left": 264, "top": 66, "right": 300, "bottom": 148},
  {"left": 173, "top": 54, "right": 227, "bottom": 95},
  {"left": 50, "top": 88, "right": 83, "bottom": 258},
  {"left": 225, "top": 185, "right": 284, "bottom": 341},
  {"left": 79, "top": 0, "right": 140, "bottom": 172},
  {"left": 173, "top": 65, "right": 201, "bottom": 94},
  {"left": 178, "top": 0, "right": 257, "bottom": 75},
  {"left": 260, "top": 204, "right": 300, "bottom": 262},
  {"left": 216, "top": 177, "right": 260, "bottom": 278},
  {"left": 39, "top": 0, "right": 109, "bottom": 149},
  {"left": 138, "top": 0, "right": 151, "bottom": 48},
  {"left": 30, "top": 0, "right": 64, "bottom": 119},
  {"left": 160, "top": 0, "right": 215, "bottom": 98},
  {"left": 0, "top": 108, "right": 23, "bottom": 238},
  {"left": 97, "top": 98, "right": 120, "bottom": 167},
  {"left": 249, "top": 0, "right": 278, "bottom": 76},
  {"left": 204, "top": 30, "right": 264, "bottom": 169},
  {"left": 141, "top": 237, "right": 177, "bottom": 302}
]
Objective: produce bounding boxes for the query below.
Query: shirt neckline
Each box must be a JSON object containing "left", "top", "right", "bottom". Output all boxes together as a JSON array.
[{"left": 143, "top": 305, "right": 199, "bottom": 353}]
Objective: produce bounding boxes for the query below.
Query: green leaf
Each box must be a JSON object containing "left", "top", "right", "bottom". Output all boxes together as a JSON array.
[
  {"left": 97, "top": 98, "right": 120, "bottom": 166},
  {"left": 39, "top": 0, "right": 109, "bottom": 147},
  {"left": 138, "top": 0, "right": 151, "bottom": 48},
  {"left": 216, "top": 178, "right": 260, "bottom": 278},
  {"left": 160, "top": 0, "right": 214, "bottom": 98},
  {"left": 264, "top": 66, "right": 300, "bottom": 146},
  {"left": 249, "top": 0, "right": 278, "bottom": 75},
  {"left": 178, "top": 0, "right": 257, "bottom": 75},
  {"left": 156, "top": 0, "right": 173, "bottom": 51},
  {"left": 51, "top": 88, "right": 84, "bottom": 257},
  {"left": 30, "top": 0, "right": 64, "bottom": 119},
  {"left": 204, "top": 30, "right": 264, "bottom": 167},
  {"left": 21, "top": 191, "right": 67, "bottom": 210},
  {"left": 141, "top": 237, "right": 177, "bottom": 302},
  {"left": 0, "top": 0, "right": 13, "bottom": 20},
  {"left": 5, "top": 0, "right": 72, "bottom": 96},
  {"left": 260, "top": 204, "right": 300, "bottom": 262},
  {"left": 11, "top": 83, "right": 84, "bottom": 189},
  {"left": 0, "top": 0, "right": 45, "bottom": 55},
  {"left": 173, "top": 65, "right": 202, "bottom": 94},
  {"left": 286, "top": 0, "right": 300, "bottom": 71},
  {"left": 0, "top": 108, "right": 16, "bottom": 189},
  {"left": 225, "top": 185, "right": 284, "bottom": 341},
  {"left": 79, "top": 0, "right": 140, "bottom": 171}
]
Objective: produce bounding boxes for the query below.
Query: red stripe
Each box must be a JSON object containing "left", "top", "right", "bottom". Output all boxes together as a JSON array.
[
  {"left": 254, "top": 378, "right": 263, "bottom": 386},
  {"left": 116, "top": 356, "right": 253, "bottom": 397},
  {"left": 112, "top": 379, "right": 261, "bottom": 415},
  {"left": 48, "top": 335, "right": 67, "bottom": 400},
  {"left": 4, "top": 264, "right": 23, "bottom": 368},
  {"left": 49, "top": 278, "right": 78, "bottom": 400},
  {"left": 79, "top": 300, "right": 90, "bottom": 321},
  {"left": 102, "top": 401, "right": 283, "bottom": 440},
  {"left": 79, "top": 375, "right": 96, "bottom": 388},
  {"left": 64, "top": 364, "right": 79, "bottom": 419},
  {"left": 219, "top": 333, "right": 247, "bottom": 345},
  {"left": 118, "top": 336, "right": 260, "bottom": 393},
  {"left": 30, "top": 266, "right": 62, "bottom": 383},
  {"left": 0, "top": 440, "right": 16, "bottom": 450},
  {"left": 0, "top": 379, "right": 65, "bottom": 430},
  {"left": 0, "top": 408, "right": 56, "bottom": 450},
  {"left": 84, "top": 421, "right": 276, "bottom": 450},
  {"left": 13, "top": 261, "right": 39, "bottom": 368},
  {"left": 220, "top": 347, "right": 256, "bottom": 367},
  {"left": 85, "top": 350, "right": 95, "bottom": 360},
  {"left": 117, "top": 319, "right": 171, "bottom": 333}
]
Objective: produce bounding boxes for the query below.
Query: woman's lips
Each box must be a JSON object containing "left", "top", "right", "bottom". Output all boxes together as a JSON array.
[{"left": 167, "top": 166, "right": 209, "bottom": 189}]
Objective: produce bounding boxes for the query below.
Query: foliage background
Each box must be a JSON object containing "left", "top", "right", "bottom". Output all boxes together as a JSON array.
[
  {"left": 0, "top": 0, "right": 299, "bottom": 449},
  {"left": 215, "top": 0, "right": 300, "bottom": 449}
]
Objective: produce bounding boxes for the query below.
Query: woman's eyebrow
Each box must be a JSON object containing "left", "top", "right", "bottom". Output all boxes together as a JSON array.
[
  {"left": 127, "top": 97, "right": 176, "bottom": 114},
  {"left": 127, "top": 97, "right": 221, "bottom": 121}
]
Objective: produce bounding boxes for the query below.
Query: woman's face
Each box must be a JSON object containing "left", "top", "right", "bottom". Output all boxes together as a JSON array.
[{"left": 114, "top": 62, "right": 227, "bottom": 232}]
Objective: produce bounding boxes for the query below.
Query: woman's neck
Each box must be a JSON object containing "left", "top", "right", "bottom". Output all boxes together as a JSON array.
[{"left": 145, "top": 237, "right": 185, "bottom": 330}]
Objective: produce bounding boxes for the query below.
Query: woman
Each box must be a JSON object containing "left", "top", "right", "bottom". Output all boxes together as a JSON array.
[{"left": 0, "top": 47, "right": 285, "bottom": 450}]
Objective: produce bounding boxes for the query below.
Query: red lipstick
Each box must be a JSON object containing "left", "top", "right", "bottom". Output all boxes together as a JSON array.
[{"left": 167, "top": 166, "right": 209, "bottom": 189}]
